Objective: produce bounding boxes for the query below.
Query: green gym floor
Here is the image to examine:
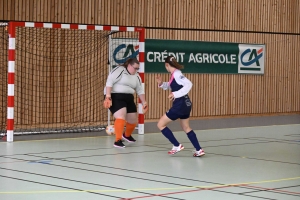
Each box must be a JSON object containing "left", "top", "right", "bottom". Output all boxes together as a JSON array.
[{"left": 0, "top": 114, "right": 299, "bottom": 200}]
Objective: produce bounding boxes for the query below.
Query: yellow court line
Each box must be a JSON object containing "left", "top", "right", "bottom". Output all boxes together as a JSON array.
[{"left": 0, "top": 176, "right": 299, "bottom": 194}]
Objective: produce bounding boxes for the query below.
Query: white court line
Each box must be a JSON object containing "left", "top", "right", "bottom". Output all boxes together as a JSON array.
[
  {"left": 0, "top": 124, "right": 299, "bottom": 143},
  {"left": 147, "top": 123, "right": 300, "bottom": 134}
]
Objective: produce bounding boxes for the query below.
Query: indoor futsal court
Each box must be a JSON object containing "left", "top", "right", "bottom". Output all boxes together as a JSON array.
[
  {"left": 1, "top": 115, "right": 299, "bottom": 200},
  {"left": 1, "top": 1, "right": 299, "bottom": 200}
]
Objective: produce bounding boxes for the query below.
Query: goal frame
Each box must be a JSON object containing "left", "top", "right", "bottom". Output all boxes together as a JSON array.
[{"left": 6, "top": 21, "right": 146, "bottom": 142}]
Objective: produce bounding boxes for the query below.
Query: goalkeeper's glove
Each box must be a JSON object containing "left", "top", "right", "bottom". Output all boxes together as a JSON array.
[{"left": 103, "top": 96, "right": 112, "bottom": 108}]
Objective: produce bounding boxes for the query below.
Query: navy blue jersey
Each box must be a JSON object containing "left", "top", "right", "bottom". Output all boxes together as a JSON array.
[
  {"left": 160, "top": 70, "right": 192, "bottom": 97},
  {"left": 159, "top": 70, "right": 193, "bottom": 120}
]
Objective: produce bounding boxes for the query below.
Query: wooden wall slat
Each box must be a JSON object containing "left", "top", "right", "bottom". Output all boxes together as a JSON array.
[
  {"left": 0, "top": 0, "right": 299, "bottom": 34},
  {"left": 0, "top": 0, "right": 3, "bottom": 19},
  {"left": 3, "top": 0, "right": 8, "bottom": 19}
]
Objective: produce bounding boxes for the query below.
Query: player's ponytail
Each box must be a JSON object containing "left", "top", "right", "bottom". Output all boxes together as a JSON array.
[
  {"left": 121, "top": 58, "right": 139, "bottom": 68},
  {"left": 165, "top": 56, "right": 184, "bottom": 70}
]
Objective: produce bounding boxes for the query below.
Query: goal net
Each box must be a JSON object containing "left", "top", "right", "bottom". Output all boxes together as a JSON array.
[
  {"left": 0, "top": 22, "right": 8, "bottom": 139},
  {"left": 2, "top": 22, "right": 145, "bottom": 142}
]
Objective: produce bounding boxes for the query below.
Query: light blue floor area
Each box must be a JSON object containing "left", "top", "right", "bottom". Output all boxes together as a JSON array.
[{"left": 0, "top": 124, "right": 300, "bottom": 200}]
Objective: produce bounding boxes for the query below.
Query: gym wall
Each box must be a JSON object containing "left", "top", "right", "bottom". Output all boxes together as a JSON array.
[{"left": 1, "top": 0, "right": 299, "bottom": 122}]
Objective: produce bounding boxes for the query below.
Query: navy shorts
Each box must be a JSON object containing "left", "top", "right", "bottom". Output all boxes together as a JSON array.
[
  {"left": 166, "top": 95, "right": 192, "bottom": 121},
  {"left": 106, "top": 93, "right": 137, "bottom": 115}
]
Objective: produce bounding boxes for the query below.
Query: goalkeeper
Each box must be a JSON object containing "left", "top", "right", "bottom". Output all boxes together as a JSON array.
[{"left": 103, "top": 58, "right": 148, "bottom": 148}]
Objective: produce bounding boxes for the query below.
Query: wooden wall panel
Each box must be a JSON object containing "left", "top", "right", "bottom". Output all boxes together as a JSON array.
[
  {"left": 0, "top": 0, "right": 299, "bottom": 128},
  {"left": 0, "top": 0, "right": 299, "bottom": 33},
  {"left": 144, "top": 28, "right": 299, "bottom": 119}
]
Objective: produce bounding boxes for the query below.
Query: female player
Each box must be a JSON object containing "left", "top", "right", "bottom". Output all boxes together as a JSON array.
[
  {"left": 156, "top": 56, "right": 205, "bottom": 157},
  {"left": 103, "top": 58, "right": 148, "bottom": 148}
]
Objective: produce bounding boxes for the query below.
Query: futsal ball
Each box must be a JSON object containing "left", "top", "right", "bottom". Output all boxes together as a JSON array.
[{"left": 105, "top": 125, "right": 115, "bottom": 135}]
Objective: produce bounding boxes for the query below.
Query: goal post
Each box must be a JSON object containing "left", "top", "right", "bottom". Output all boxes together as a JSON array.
[{"left": 5, "top": 21, "right": 145, "bottom": 142}]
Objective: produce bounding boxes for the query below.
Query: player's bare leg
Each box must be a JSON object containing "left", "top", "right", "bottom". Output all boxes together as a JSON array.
[
  {"left": 179, "top": 118, "right": 192, "bottom": 133},
  {"left": 157, "top": 114, "right": 172, "bottom": 130}
]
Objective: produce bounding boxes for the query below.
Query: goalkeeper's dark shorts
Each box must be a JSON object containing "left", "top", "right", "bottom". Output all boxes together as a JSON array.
[{"left": 108, "top": 93, "right": 137, "bottom": 114}]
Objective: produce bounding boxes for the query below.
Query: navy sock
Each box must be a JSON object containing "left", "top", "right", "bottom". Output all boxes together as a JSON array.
[
  {"left": 161, "top": 127, "right": 180, "bottom": 146},
  {"left": 187, "top": 130, "right": 201, "bottom": 151}
]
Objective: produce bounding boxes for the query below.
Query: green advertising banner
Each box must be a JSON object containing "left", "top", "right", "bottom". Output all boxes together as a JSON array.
[{"left": 145, "top": 39, "right": 265, "bottom": 74}]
